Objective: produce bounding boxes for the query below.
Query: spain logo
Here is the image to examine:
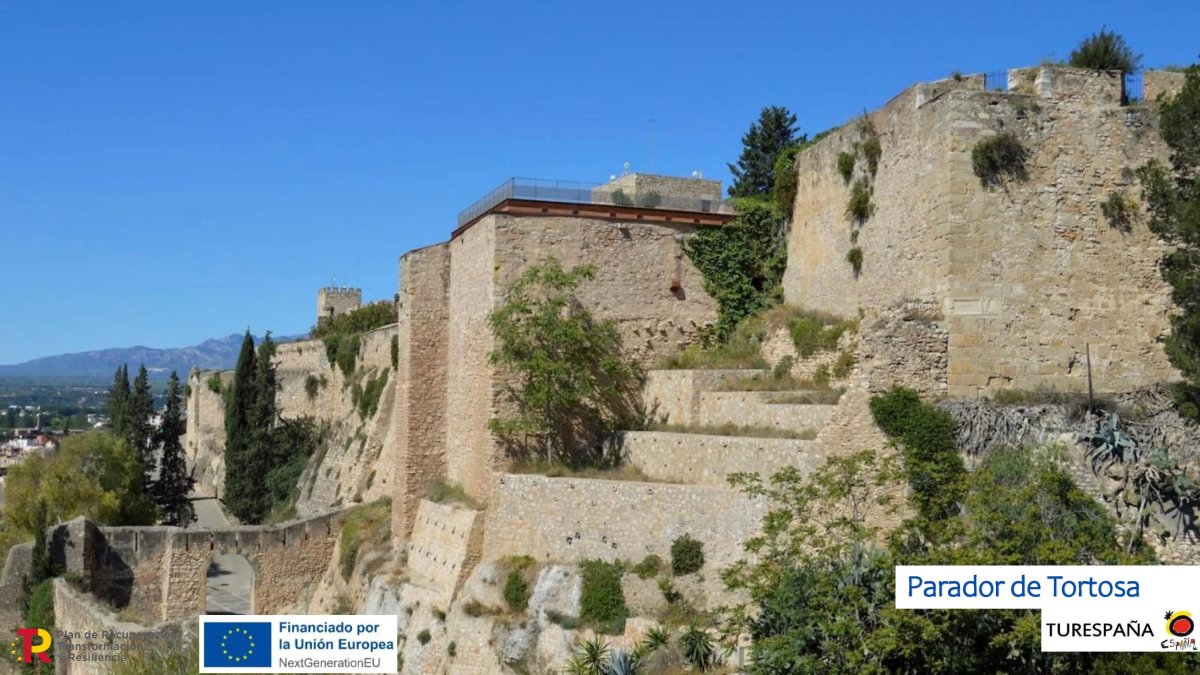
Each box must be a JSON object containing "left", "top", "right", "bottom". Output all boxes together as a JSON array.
[{"left": 1166, "top": 610, "right": 1195, "bottom": 638}]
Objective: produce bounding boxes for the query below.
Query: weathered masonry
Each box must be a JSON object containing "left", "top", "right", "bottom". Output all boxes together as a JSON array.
[{"left": 782, "top": 66, "right": 1186, "bottom": 397}]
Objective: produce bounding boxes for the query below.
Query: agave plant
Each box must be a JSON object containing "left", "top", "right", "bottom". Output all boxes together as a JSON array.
[
  {"left": 1080, "top": 412, "right": 1137, "bottom": 474},
  {"left": 680, "top": 624, "right": 724, "bottom": 672},
  {"left": 604, "top": 649, "right": 636, "bottom": 675}
]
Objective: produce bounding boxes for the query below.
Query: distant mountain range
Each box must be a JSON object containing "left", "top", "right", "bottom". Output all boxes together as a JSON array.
[{"left": 0, "top": 333, "right": 305, "bottom": 381}]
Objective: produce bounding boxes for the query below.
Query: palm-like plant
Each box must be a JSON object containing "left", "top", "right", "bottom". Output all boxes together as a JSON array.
[{"left": 680, "top": 624, "right": 724, "bottom": 671}]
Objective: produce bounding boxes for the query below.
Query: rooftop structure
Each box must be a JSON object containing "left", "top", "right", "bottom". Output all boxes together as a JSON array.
[{"left": 454, "top": 173, "right": 735, "bottom": 236}]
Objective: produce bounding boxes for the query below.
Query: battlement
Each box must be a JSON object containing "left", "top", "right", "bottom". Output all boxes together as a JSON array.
[{"left": 316, "top": 286, "right": 362, "bottom": 323}]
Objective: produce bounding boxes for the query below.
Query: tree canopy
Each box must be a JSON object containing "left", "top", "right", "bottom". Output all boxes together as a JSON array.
[
  {"left": 728, "top": 107, "right": 801, "bottom": 198},
  {"left": 487, "top": 258, "right": 641, "bottom": 467},
  {"left": 1068, "top": 28, "right": 1141, "bottom": 73}
]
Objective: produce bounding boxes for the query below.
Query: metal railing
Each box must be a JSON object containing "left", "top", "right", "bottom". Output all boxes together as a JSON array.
[
  {"left": 984, "top": 72, "right": 1009, "bottom": 92},
  {"left": 1124, "top": 71, "right": 1144, "bottom": 104},
  {"left": 457, "top": 177, "right": 736, "bottom": 228}
]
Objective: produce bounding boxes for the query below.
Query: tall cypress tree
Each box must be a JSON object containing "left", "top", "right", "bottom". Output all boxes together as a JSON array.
[
  {"left": 154, "top": 371, "right": 196, "bottom": 526},
  {"left": 126, "top": 364, "right": 156, "bottom": 485},
  {"left": 224, "top": 332, "right": 258, "bottom": 521},
  {"left": 728, "top": 106, "right": 801, "bottom": 198},
  {"left": 107, "top": 365, "right": 130, "bottom": 436},
  {"left": 21, "top": 501, "right": 56, "bottom": 613}
]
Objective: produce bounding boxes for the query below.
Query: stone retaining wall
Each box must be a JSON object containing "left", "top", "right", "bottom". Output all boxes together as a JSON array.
[{"left": 623, "top": 431, "right": 825, "bottom": 487}]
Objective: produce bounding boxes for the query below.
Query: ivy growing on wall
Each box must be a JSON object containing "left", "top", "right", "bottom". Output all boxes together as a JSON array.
[{"left": 682, "top": 198, "right": 788, "bottom": 340}]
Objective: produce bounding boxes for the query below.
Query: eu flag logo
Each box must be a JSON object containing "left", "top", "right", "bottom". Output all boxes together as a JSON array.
[{"left": 203, "top": 622, "right": 271, "bottom": 668}]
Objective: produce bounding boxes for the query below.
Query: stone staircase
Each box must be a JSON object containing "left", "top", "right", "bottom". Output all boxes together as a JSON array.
[{"left": 625, "top": 368, "right": 840, "bottom": 488}]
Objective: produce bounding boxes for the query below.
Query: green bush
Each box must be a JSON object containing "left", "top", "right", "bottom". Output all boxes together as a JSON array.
[
  {"left": 658, "top": 577, "right": 683, "bottom": 604},
  {"left": 323, "top": 333, "right": 362, "bottom": 379},
  {"left": 1069, "top": 28, "right": 1141, "bottom": 73},
  {"left": 416, "top": 629, "right": 431, "bottom": 645},
  {"left": 846, "top": 246, "right": 863, "bottom": 276},
  {"left": 610, "top": 189, "right": 633, "bottom": 206},
  {"left": 304, "top": 374, "right": 320, "bottom": 400},
  {"left": 869, "top": 387, "right": 965, "bottom": 528},
  {"left": 1101, "top": 190, "right": 1136, "bottom": 231},
  {"left": 788, "top": 313, "right": 851, "bottom": 358},
  {"left": 971, "top": 133, "right": 1028, "bottom": 187},
  {"left": 837, "top": 152, "right": 856, "bottom": 183},
  {"left": 356, "top": 368, "right": 390, "bottom": 419},
  {"left": 503, "top": 568, "right": 530, "bottom": 612},
  {"left": 311, "top": 301, "right": 397, "bottom": 339},
  {"left": 845, "top": 178, "right": 873, "bottom": 223},
  {"left": 206, "top": 375, "right": 222, "bottom": 394},
  {"left": 632, "top": 554, "right": 663, "bottom": 579},
  {"left": 390, "top": 334, "right": 399, "bottom": 369},
  {"left": 546, "top": 609, "right": 579, "bottom": 629},
  {"left": 860, "top": 136, "right": 882, "bottom": 177},
  {"left": 579, "top": 560, "right": 628, "bottom": 634},
  {"left": 671, "top": 534, "right": 705, "bottom": 575},
  {"left": 831, "top": 349, "right": 856, "bottom": 379},
  {"left": 25, "top": 578, "right": 54, "bottom": 632}
]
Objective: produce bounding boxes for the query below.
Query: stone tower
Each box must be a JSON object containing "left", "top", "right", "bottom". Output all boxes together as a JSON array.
[{"left": 316, "top": 287, "right": 362, "bottom": 323}]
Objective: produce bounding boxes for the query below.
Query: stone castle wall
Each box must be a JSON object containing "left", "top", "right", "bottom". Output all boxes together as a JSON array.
[
  {"left": 622, "top": 431, "right": 826, "bottom": 488},
  {"left": 783, "top": 66, "right": 1183, "bottom": 396},
  {"left": 482, "top": 474, "right": 764, "bottom": 605},
  {"left": 405, "top": 500, "right": 482, "bottom": 609},
  {"left": 185, "top": 369, "right": 231, "bottom": 497}
]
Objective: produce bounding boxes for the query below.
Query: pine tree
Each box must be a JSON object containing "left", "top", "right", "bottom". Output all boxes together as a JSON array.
[
  {"left": 107, "top": 364, "right": 130, "bottom": 436},
  {"left": 22, "top": 501, "right": 56, "bottom": 612},
  {"left": 126, "top": 364, "right": 156, "bottom": 485},
  {"left": 224, "top": 332, "right": 258, "bottom": 522},
  {"left": 728, "top": 106, "right": 801, "bottom": 198},
  {"left": 154, "top": 372, "right": 196, "bottom": 526}
]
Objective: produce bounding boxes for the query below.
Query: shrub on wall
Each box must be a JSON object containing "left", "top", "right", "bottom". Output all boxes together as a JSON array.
[
  {"left": 305, "top": 374, "right": 320, "bottom": 400},
  {"left": 845, "top": 178, "right": 873, "bottom": 223},
  {"left": 860, "top": 136, "right": 882, "bottom": 178},
  {"left": 311, "top": 301, "right": 397, "bottom": 339},
  {"left": 579, "top": 560, "right": 628, "bottom": 634},
  {"left": 355, "top": 368, "right": 390, "bottom": 420},
  {"left": 323, "top": 333, "right": 362, "bottom": 380},
  {"left": 1101, "top": 191, "right": 1136, "bottom": 231},
  {"left": 636, "top": 190, "right": 663, "bottom": 208},
  {"left": 503, "top": 569, "right": 530, "bottom": 612},
  {"left": 206, "top": 374, "right": 222, "bottom": 394},
  {"left": 846, "top": 247, "right": 863, "bottom": 277},
  {"left": 390, "top": 334, "right": 399, "bottom": 369},
  {"left": 610, "top": 189, "right": 633, "bottom": 206},
  {"left": 836, "top": 152, "right": 856, "bottom": 183},
  {"left": 971, "top": 133, "right": 1028, "bottom": 187},
  {"left": 772, "top": 144, "right": 804, "bottom": 214},
  {"left": 632, "top": 554, "right": 664, "bottom": 579},
  {"left": 788, "top": 312, "right": 853, "bottom": 359},
  {"left": 1069, "top": 28, "right": 1141, "bottom": 73},
  {"left": 670, "top": 534, "right": 705, "bottom": 575}
]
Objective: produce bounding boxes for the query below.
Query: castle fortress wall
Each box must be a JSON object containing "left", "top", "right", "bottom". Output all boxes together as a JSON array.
[
  {"left": 784, "top": 66, "right": 1185, "bottom": 395},
  {"left": 437, "top": 213, "right": 720, "bottom": 506}
]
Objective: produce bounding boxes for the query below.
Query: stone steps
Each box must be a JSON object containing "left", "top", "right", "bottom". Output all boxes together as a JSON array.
[
  {"left": 623, "top": 431, "right": 825, "bottom": 487},
  {"left": 695, "top": 391, "right": 837, "bottom": 434}
]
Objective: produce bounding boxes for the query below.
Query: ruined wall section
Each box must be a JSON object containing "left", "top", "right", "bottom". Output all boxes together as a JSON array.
[
  {"left": 783, "top": 66, "right": 1181, "bottom": 397},
  {"left": 940, "top": 68, "right": 1177, "bottom": 394},
  {"left": 391, "top": 244, "right": 451, "bottom": 538},
  {"left": 287, "top": 325, "right": 399, "bottom": 515},
  {"left": 185, "top": 369, "right": 232, "bottom": 498},
  {"left": 782, "top": 82, "right": 957, "bottom": 315}
]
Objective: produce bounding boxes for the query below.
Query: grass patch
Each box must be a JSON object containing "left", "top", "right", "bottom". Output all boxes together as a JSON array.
[
  {"left": 508, "top": 460, "right": 653, "bottom": 482},
  {"left": 338, "top": 498, "right": 392, "bottom": 581},
  {"left": 425, "top": 480, "right": 481, "bottom": 509},
  {"left": 632, "top": 554, "right": 665, "bottom": 579},
  {"left": 647, "top": 422, "right": 817, "bottom": 440},
  {"left": 787, "top": 311, "right": 856, "bottom": 358}
]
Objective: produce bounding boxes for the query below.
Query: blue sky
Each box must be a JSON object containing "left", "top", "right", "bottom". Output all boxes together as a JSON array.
[{"left": 1, "top": 1, "right": 1196, "bottom": 364}]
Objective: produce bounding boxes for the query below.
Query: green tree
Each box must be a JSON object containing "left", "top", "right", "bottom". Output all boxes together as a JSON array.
[
  {"left": 682, "top": 199, "right": 788, "bottom": 339},
  {"left": 4, "top": 432, "right": 157, "bottom": 537},
  {"left": 126, "top": 364, "right": 156, "bottom": 483},
  {"left": 487, "top": 259, "right": 641, "bottom": 466},
  {"left": 771, "top": 143, "right": 805, "bottom": 215},
  {"left": 154, "top": 372, "right": 195, "bottom": 526},
  {"left": 21, "top": 501, "right": 58, "bottom": 614},
  {"left": 1068, "top": 28, "right": 1141, "bottom": 73},
  {"left": 1139, "top": 64, "right": 1200, "bottom": 417},
  {"left": 728, "top": 106, "right": 801, "bottom": 198},
  {"left": 106, "top": 364, "right": 130, "bottom": 436},
  {"left": 223, "top": 332, "right": 259, "bottom": 521}
]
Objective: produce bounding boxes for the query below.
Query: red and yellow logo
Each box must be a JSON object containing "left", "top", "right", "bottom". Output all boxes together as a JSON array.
[
  {"left": 1167, "top": 610, "right": 1195, "bottom": 638},
  {"left": 8, "top": 628, "right": 52, "bottom": 664}
]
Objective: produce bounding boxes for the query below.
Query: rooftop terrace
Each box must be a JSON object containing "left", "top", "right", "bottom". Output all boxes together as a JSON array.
[{"left": 454, "top": 175, "right": 737, "bottom": 235}]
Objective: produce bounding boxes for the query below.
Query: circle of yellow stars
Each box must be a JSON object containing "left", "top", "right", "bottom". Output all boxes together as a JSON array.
[
  {"left": 7, "top": 637, "right": 22, "bottom": 663},
  {"left": 220, "top": 627, "right": 256, "bottom": 663}
]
